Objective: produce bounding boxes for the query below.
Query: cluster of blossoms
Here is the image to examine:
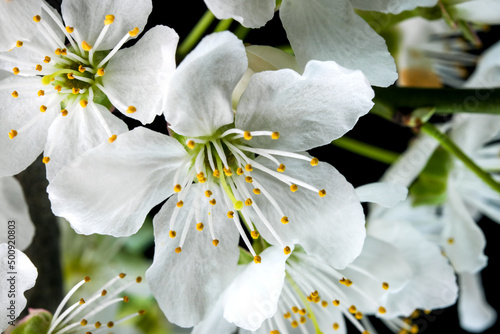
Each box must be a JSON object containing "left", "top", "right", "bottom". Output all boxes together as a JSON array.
[{"left": 1, "top": 0, "right": 500, "bottom": 334}]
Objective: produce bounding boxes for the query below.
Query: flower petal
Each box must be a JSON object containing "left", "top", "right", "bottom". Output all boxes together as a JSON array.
[
  {"left": 355, "top": 182, "right": 408, "bottom": 207},
  {"left": 280, "top": 0, "right": 398, "bottom": 87},
  {"left": 44, "top": 103, "right": 128, "bottom": 181},
  {"left": 164, "top": 31, "right": 246, "bottom": 137},
  {"left": 450, "top": 114, "right": 500, "bottom": 156},
  {"left": 61, "top": 0, "right": 152, "bottom": 50},
  {"left": 102, "top": 25, "right": 179, "bottom": 125},
  {"left": 204, "top": 0, "right": 275, "bottom": 28},
  {"left": 0, "top": 0, "right": 41, "bottom": 51},
  {"left": 0, "top": 177, "right": 34, "bottom": 251},
  {"left": 47, "top": 127, "right": 187, "bottom": 237},
  {"left": 350, "top": 0, "right": 437, "bottom": 14},
  {"left": 453, "top": 0, "right": 500, "bottom": 25},
  {"left": 146, "top": 184, "right": 240, "bottom": 328},
  {"left": 0, "top": 245, "right": 37, "bottom": 332},
  {"left": 247, "top": 155, "right": 366, "bottom": 269},
  {"left": 0, "top": 75, "right": 58, "bottom": 177},
  {"left": 222, "top": 246, "right": 289, "bottom": 330},
  {"left": 236, "top": 60, "right": 373, "bottom": 152},
  {"left": 463, "top": 40, "right": 500, "bottom": 88},
  {"left": 458, "top": 272, "right": 497, "bottom": 333}
]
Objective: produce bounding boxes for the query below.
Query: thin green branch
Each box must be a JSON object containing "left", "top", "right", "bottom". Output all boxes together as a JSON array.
[
  {"left": 420, "top": 122, "right": 500, "bottom": 194},
  {"left": 331, "top": 136, "right": 400, "bottom": 164},
  {"left": 177, "top": 10, "right": 215, "bottom": 58},
  {"left": 213, "top": 18, "right": 233, "bottom": 32}
]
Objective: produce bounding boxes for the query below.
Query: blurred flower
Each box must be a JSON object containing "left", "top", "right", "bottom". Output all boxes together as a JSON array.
[{"left": 0, "top": 0, "right": 178, "bottom": 180}]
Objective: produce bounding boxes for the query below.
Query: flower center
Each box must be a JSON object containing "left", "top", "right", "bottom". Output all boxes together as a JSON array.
[{"left": 169, "top": 127, "right": 326, "bottom": 263}]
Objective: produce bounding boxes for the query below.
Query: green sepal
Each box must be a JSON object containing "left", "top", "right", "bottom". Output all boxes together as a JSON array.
[
  {"left": 410, "top": 147, "right": 452, "bottom": 206},
  {"left": 238, "top": 247, "right": 254, "bottom": 265},
  {"left": 11, "top": 310, "right": 52, "bottom": 334}
]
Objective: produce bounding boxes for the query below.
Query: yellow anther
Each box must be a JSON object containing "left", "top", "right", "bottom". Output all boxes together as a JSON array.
[
  {"left": 298, "top": 309, "right": 306, "bottom": 316},
  {"left": 80, "top": 319, "right": 88, "bottom": 326},
  {"left": 333, "top": 323, "right": 340, "bottom": 330},
  {"left": 204, "top": 190, "right": 212, "bottom": 197},
  {"left": 138, "top": 310, "right": 146, "bottom": 315},
  {"left": 65, "top": 26, "right": 74, "bottom": 33},
  {"left": 411, "top": 310, "right": 421, "bottom": 318},
  {"left": 40, "top": 105, "right": 47, "bottom": 112},
  {"left": 349, "top": 305, "right": 357, "bottom": 314},
  {"left": 136, "top": 276, "right": 142, "bottom": 283},
  {"left": 108, "top": 134, "right": 117, "bottom": 143},
  {"left": 283, "top": 312, "right": 291, "bottom": 319},
  {"left": 16, "top": 41, "right": 23, "bottom": 47},
  {"left": 284, "top": 246, "right": 291, "bottom": 255},
  {"left": 212, "top": 239, "right": 219, "bottom": 247},
  {"left": 82, "top": 41, "right": 92, "bottom": 51},
  {"left": 345, "top": 279, "right": 353, "bottom": 286},
  {"left": 250, "top": 231, "right": 260, "bottom": 239},
  {"left": 236, "top": 167, "right": 244, "bottom": 175},
  {"left": 42, "top": 157, "right": 50, "bottom": 164},
  {"left": 213, "top": 169, "right": 220, "bottom": 178},
  {"left": 245, "top": 164, "right": 253, "bottom": 172},
  {"left": 78, "top": 65, "right": 86, "bottom": 73},
  {"left": 94, "top": 321, "right": 101, "bottom": 328},
  {"left": 281, "top": 216, "right": 289, "bottom": 224},
  {"left": 79, "top": 298, "right": 85, "bottom": 305},
  {"left": 253, "top": 188, "right": 261, "bottom": 195},
  {"left": 72, "top": 87, "right": 80, "bottom": 94},
  {"left": 67, "top": 72, "right": 75, "bottom": 79},
  {"left": 118, "top": 273, "right": 126, "bottom": 279},
  {"left": 35, "top": 64, "right": 42, "bottom": 71},
  {"left": 101, "top": 290, "right": 107, "bottom": 296},
  {"left": 11, "top": 91, "right": 18, "bottom": 98},
  {"left": 253, "top": 255, "right": 261, "bottom": 264},
  {"left": 245, "top": 176, "right": 253, "bottom": 183},
  {"left": 333, "top": 299, "right": 340, "bottom": 306},
  {"left": 84, "top": 276, "right": 91, "bottom": 282},
  {"left": 291, "top": 321, "right": 298, "bottom": 328},
  {"left": 61, "top": 109, "right": 68, "bottom": 117},
  {"left": 123, "top": 296, "right": 129, "bottom": 303},
  {"left": 318, "top": 189, "right": 326, "bottom": 197},
  {"left": 290, "top": 184, "right": 298, "bottom": 192},
  {"left": 129, "top": 27, "right": 140, "bottom": 36},
  {"left": 13, "top": 67, "right": 20, "bottom": 75},
  {"left": 175, "top": 247, "right": 182, "bottom": 253},
  {"left": 382, "top": 282, "right": 389, "bottom": 290},
  {"left": 321, "top": 300, "right": 328, "bottom": 308},
  {"left": 197, "top": 172, "right": 205, "bottom": 180},
  {"left": 54, "top": 85, "right": 62, "bottom": 92},
  {"left": 187, "top": 140, "right": 196, "bottom": 149},
  {"left": 97, "top": 68, "right": 105, "bottom": 76},
  {"left": 411, "top": 325, "right": 419, "bottom": 334},
  {"left": 107, "top": 321, "right": 114, "bottom": 328},
  {"left": 174, "top": 184, "right": 182, "bottom": 193},
  {"left": 292, "top": 306, "right": 299, "bottom": 313},
  {"left": 227, "top": 211, "right": 234, "bottom": 219},
  {"left": 378, "top": 306, "right": 386, "bottom": 314},
  {"left": 300, "top": 316, "right": 306, "bottom": 324},
  {"left": 209, "top": 199, "right": 216, "bottom": 206},
  {"left": 104, "top": 15, "right": 115, "bottom": 25},
  {"left": 277, "top": 164, "right": 286, "bottom": 172},
  {"left": 196, "top": 223, "right": 204, "bottom": 231},
  {"left": 54, "top": 48, "right": 61, "bottom": 55},
  {"left": 176, "top": 201, "right": 184, "bottom": 208},
  {"left": 310, "top": 157, "right": 319, "bottom": 166},
  {"left": 243, "top": 131, "right": 252, "bottom": 140},
  {"left": 126, "top": 106, "right": 137, "bottom": 114},
  {"left": 61, "top": 48, "right": 67, "bottom": 55},
  {"left": 245, "top": 198, "right": 252, "bottom": 206},
  {"left": 271, "top": 330, "right": 280, "bottom": 334},
  {"left": 223, "top": 167, "right": 232, "bottom": 176},
  {"left": 43, "top": 56, "right": 51, "bottom": 63},
  {"left": 33, "top": 15, "right": 41, "bottom": 22},
  {"left": 339, "top": 277, "right": 347, "bottom": 285},
  {"left": 80, "top": 100, "right": 88, "bottom": 108},
  {"left": 271, "top": 132, "right": 280, "bottom": 139},
  {"left": 355, "top": 312, "right": 363, "bottom": 320},
  {"left": 447, "top": 237, "right": 454, "bottom": 244},
  {"left": 307, "top": 295, "right": 313, "bottom": 302}
]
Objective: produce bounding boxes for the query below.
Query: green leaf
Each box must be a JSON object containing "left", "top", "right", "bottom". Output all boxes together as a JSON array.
[{"left": 11, "top": 310, "right": 52, "bottom": 334}]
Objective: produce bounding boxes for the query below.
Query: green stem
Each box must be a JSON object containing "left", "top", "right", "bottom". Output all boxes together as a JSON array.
[
  {"left": 420, "top": 122, "right": 500, "bottom": 194},
  {"left": 331, "top": 136, "right": 399, "bottom": 164},
  {"left": 213, "top": 18, "right": 233, "bottom": 32},
  {"left": 286, "top": 274, "right": 322, "bottom": 334},
  {"left": 177, "top": 10, "right": 215, "bottom": 58},
  {"left": 233, "top": 24, "right": 251, "bottom": 41}
]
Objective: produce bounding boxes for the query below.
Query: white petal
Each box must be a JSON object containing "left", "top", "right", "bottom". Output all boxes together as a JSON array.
[
  {"left": 204, "top": 0, "right": 275, "bottom": 28},
  {"left": 236, "top": 60, "right": 373, "bottom": 152},
  {"left": 449, "top": 114, "right": 500, "bottom": 155},
  {"left": 458, "top": 272, "right": 497, "bottom": 333},
  {"left": 0, "top": 245, "right": 37, "bottom": 332},
  {"left": 47, "top": 127, "right": 187, "bottom": 236},
  {"left": 0, "top": 0, "right": 41, "bottom": 51},
  {"left": 350, "top": 0, "right": 437, "bottom": 14},
  {"left": 368, "top": 219, "right": 458, "bottom": 317},
  {"left": 61, "top": 0, "right": 152, "bottom": 50},
  {"left": 247, "top": 155, "right": 366, "bottom": 269},
  {"left": 191, "top": 297, "right": 237, "bottom": 334},
  {"left": 102, "top": 25, "right": 179, "bottom": 125},
  {"left": 222, "top": 246, "right": 289, "bottom": 330},
  {"left": 355, "top": 182, "right": 408, "bottom": 207},
  {"left": 164, "top": 31, "right": 245, "bottom": 137},
  {"left": 0, "top": 75, "right": 57, "bottom": 177},
  {"left": 44, "top": 103, "right": 128, "bottom": 181},
  {"left": 0, "top": 177, "right": 34, "bottom": 251},
  {"left": 453, "top": 0, "right": 500, "bottom": 25},
  {"left": 146, "top": 184, "right": 240, "bottom": 328},
  {"left": 464, "top": 40, "right": 500, "bottom": 88},
  {"left": 280, "top": 0, "right": 398, "bottom": 87}
]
